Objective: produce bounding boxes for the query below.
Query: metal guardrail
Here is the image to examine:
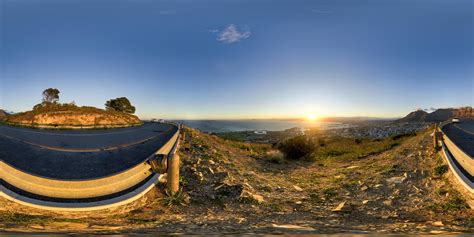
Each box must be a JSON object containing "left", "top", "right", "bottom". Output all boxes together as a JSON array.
[
  {"left": 0, "top": 174, "right": 165, "bottom": 212},
  {"left": 0, "top": 161, "right": 153, "bottom": 198},
  {"left": 437, "top": 121, "right": 474, "bottom": 193},
  {"left": 0, "top": 122, "right": 183, "bottom": 210}
]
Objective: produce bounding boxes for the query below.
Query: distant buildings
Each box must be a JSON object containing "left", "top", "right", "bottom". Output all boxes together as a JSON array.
[
  {"left": 327, "top": 123, "right": 429, "bottom": 139},
  {"left": 284, "top": 127, "right": 305, "bottom": 136}
]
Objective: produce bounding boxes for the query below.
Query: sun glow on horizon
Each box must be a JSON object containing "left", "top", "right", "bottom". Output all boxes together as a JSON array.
[{"left": 306, "top": 114, "right": 319, "bottom": 121}]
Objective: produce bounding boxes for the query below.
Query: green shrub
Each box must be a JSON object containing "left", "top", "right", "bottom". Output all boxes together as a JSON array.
[
  {"left": 433, "top": 164, "right": 449, "bottom": 176},
  {"left": 431, "top": 196, "right": 469, "bottom": 211},
  {"left": 278, "top": 135, "right": 316, "bottom": 160},
  {"left": 266, "top": 150, "right": 284, "bottom": 164},
  {"left": 322, "top": 149, "right": 349, "bottom": 157},
  {"left": 392, "top": 132, "right": 417, "bottom": 140},
  {"left": 160, "top": 188, "right": 190, "bottom": 207},
  {"left": 323, "top": 187, "right": 338, "bottom": 199}
]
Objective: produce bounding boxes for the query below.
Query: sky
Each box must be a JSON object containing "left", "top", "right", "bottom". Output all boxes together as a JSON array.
[{"left": 0, "top": 0, "right": 473, "bottom": 120}]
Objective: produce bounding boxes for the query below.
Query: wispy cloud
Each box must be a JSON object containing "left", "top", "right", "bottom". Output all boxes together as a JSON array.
[{"left": 215, "top": 24, "right": 251, "bottom": 44}]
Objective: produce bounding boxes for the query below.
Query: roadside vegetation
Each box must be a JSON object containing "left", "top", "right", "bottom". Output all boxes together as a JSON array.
[
  {"left": 269, "top": 132, "right": 417, "bottom": 162},
  {"left": 4, "top": 88, "right": 141, "bottom": 128}
]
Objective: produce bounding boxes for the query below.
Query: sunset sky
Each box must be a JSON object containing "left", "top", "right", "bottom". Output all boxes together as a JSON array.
[{"left": 1, "top": 0, "right": 473, "bottom": 119}]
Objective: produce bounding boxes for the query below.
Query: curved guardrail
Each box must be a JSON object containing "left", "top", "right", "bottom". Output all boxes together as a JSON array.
[
  {"left": 437, "top": 121, "right": 474, "bottom": 193},
  {"left": 0, "top": 174, "right": 164, "bottom": 212},
  {"left": 0, "top": 161, "right": 153, "bottom": 198},
  {"left": 0, "top": 122, "right": 182, "bottom": 211}
]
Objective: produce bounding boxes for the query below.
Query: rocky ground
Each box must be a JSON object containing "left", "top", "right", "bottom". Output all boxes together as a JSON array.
[{"left": 0, "top": 126, "right": 473, "bottom": 234}]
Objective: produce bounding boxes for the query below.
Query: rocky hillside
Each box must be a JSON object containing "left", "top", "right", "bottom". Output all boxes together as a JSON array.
[
  {"left": 5, "top": 106, "right": 141, "bottom": 128},
  {"left": 0, "top": 126, "right": 472, "bottom": 234},
  {"left": 0, "top": 109, "right": 7, "bottom": 121},
  {"left": 396, "top": 107, "right": 473, "bottom": 123}
]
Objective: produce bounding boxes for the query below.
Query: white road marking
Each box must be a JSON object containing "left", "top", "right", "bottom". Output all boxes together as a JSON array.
[{"left": 454, "top": 124, "right": 474, "bottom": 136}]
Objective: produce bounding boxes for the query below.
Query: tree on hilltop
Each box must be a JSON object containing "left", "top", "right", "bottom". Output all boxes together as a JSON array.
[
  {"left": 105, "top": 97, "right": 136, "bottom": 114},
  {"left": 42, "top": 88, "right": 60, "bottom": 104}
]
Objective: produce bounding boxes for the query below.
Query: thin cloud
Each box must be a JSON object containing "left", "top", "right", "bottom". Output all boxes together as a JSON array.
[{"left": 216, "top": 24, "right": 251, "bottom": 44}]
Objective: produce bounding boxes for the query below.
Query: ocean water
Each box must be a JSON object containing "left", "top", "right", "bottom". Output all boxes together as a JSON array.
[{"left": 174, "top": 120, "right": 349, "bottom": 133}]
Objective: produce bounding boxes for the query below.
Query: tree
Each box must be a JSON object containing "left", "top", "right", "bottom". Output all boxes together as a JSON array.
[
  {"left": 42, "top": 88, "right": 60, "bottom": 104},
  {"left": 105, "top": 97, "right": 136, "bottom": 114}
]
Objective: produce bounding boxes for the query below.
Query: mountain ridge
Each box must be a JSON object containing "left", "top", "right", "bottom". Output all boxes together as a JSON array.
[{"left": 396, "top": 106, "right": 473, "bottom": 123}]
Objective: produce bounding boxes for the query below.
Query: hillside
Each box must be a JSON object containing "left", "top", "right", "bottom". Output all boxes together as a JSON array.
[
  {"left": 0, "top": 109, "right": 7, "bottom": 121},
  {"left": 395, "top": 110, "right": 428, "bottom": 123},
  {"left": 4, "top": 104, "right": 141, "bottom": 129},
  {"left": 396, "top": 107, "right": 473, "bottom": 123},
  {"left": 0, "top": 126, "right": 472, "bottom": 234}
]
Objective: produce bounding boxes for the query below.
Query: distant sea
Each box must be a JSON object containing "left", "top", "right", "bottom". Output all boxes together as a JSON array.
[{"left": 173, "top": 120, "right": 350, "bottom": 133}]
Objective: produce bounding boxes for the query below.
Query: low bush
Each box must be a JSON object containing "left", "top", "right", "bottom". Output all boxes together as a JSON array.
[
  {"left": 392, "top": 132, "right": 417, "bottom": 140},
  {"left": 431, "top": 196, "right": 469, "bottom": 211},
  {"left": 160, "top": 188, "right": 190, "bottom": 207},
  {"left": 277, "top": 135, "right": 316, "bottom": 160},
  {"left": 265, "top": 150, "right": 284, "bottom": 164},
  {"left": 433, "top": 164, "right": 449, "bottom": 176},
  {"left": 323, "top": 187, "right": 338, "bottom": 199}
]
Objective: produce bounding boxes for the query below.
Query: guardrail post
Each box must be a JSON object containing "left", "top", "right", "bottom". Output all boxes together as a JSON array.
[
  {"left": 167, "top": 153, "right": 180, "bottom": 194},
  {"left": 434, "top": 124, "right": 439, "bottom": 149}
]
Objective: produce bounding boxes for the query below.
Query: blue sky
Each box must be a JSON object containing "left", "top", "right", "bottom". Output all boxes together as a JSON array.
[{"left": 1, "top": 0, "right": 473, "bottom": 119}]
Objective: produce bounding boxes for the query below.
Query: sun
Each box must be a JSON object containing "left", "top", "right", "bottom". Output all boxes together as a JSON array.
[{"left": 306, "top": 114, "right": 319, "bottom": 121}]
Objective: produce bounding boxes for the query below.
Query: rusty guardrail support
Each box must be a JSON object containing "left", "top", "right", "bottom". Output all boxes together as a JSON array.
[
  {"left": 433, "top": 123, "right": 443, "bottom": 150},
  {"left": 146, "top": 122, "right": 182, "bottom": 194},
  {"left": 433, "top": 123, "right": 439, "bottom": 149},
  {"left": 167, "top": 153, "right": 180, "bottom": 194},
  {"left": 166, "top": 124, "right": 183, "bottom": 194}
]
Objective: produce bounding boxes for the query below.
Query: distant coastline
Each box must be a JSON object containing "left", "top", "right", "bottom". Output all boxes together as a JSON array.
[{"left": 174, "top": 119, "right": 353, "bottom": 133}]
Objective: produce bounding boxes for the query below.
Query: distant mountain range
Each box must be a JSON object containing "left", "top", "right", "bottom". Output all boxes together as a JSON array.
[{"left": 396, "top": 106, "right": 473, "bottom": 123}]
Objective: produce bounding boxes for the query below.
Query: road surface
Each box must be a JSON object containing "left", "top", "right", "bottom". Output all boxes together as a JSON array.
[
  {"left": 441, "top": 119, "right": 474, "bottom": 157},
  {"left": 0, "top": 123, "right": 178, "bottom": 180}
]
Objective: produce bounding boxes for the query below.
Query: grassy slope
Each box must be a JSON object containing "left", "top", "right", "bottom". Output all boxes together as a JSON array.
[{"left": 0, "top": 127, "right": 472, "bottom": 234}]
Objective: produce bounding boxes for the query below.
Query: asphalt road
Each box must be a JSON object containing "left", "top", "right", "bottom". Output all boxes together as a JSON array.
[
  {"left": 442, "top": 119, "right": 474, "bottom": 157},
  {"left": 0, "top": 123, "right": 178, "bottom": 180}
]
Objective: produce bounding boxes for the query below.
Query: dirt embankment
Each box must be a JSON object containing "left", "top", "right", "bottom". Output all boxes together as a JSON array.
[
  {"left": 0, "top": 127, "right": 472, "bottom": 234},
  {"left": 5, "top": 110, "right": 141, "bottom": 128},
  {"left": 0, "top": 110, "right": 7, "bottom": 121}
]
